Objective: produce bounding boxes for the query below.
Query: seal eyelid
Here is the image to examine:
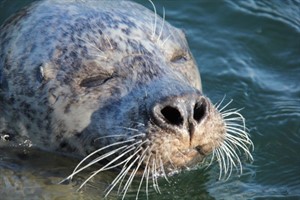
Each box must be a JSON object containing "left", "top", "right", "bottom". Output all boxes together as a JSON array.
[
  {"left": 79, "top": 73, "right": 114, "bottom": 88},
  {"left": 170, "top": 54, "right": 188, "bottom": 63}
]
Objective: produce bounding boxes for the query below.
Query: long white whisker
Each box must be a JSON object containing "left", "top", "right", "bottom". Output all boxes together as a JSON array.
[
  {"left": 145, "top": 155, "right": 152, "bottom": 200},
  {"left": 105, "top": 35, "right": 113, "bottom": 50},
  {"left": 135, "top": 146, "right": 150, "bottom": 200},
  {"left": 221, "top": 109, "right": 244, "bottom": 117},
  {"left": 223, "top": 141, "right": 242, "bottom": 170},
  {"left": 219, "top": 145, "right": 235, "bottom": 180},
  {"left": 157, "top": 6, "right": 165, "bottom": 42},
  {"left": 106, "top": 140, "right": 150, "bottom": 197},
  {"left": 225, "top": 135, "right": 253, "bottom": 159},
  {"left": 98, "top": 140, "right": 146, "bottom": 173},
  {"left": 117, "top": 140, "right": 149, "bottom": 193},
  {"left": 120, "top": 155, "right": 141, "bottom": 200},
  {"left": 213, "top": 96, "right": 253, "bottom": 180},
  {"left": 159, "top": 156, "right": 169, "bottom": 183},
  {"left": 219, "top": 147, "right": 228, "bottom": 176},
  {"left": 226, "top": 128, "right": 251, "bottom": 142},
  {"left": 69, "top": 139, "right": 136, "bottom": 178},
  {"left": 224, "top": 111, "right": 246, "bottom": 128},
  {"left": 148, "top": 0, "right": 157, "bottom": 40},
  {"left": 215, "top": 94, "right": 226, "bottom": 110},
  {"left": 151, "top": 159, "right": 160, "bottom": 193},
  {"left": 118, "top": 127, "right": 140, "bottom": 132},
  {"left": 105, "top": 152, "right": 140, "bottom": 197},
  {"left": 215, "top": 149, "right": 223, "bottom": 180},
  {"left": 73, "top": 145, "right": 129, "bottom": 178},
  {"left": 105, "top": 162, "right": 132, "bottom": 197},
  {"left": 206, "top": 148, "right": 215, "bottom": 169},
  {"left": 160, "top": 34, "right": 171, "bottom": 47},
  {"left": 94, "top": 134, "right": 126, "bottom": 140},
  {"left": 218, "top": 99, "right": 233, "bottom": 112},
  {"left": 121, "top": 146, "right": 150, "bottom": 199},
  {"left": 77, "top": 144, "right": 140, "bottom": 191},
  {"left": 225, "top": 122, "right": 248, "bottom": 130},
  {"left": 61, "top": 143, "right": 130, "bottom": 183}
]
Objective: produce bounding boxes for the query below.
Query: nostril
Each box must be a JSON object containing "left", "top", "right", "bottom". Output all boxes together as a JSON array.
[
  {"left": 161, "top": 106, "right": 183, "bottom": 126},
  {"left": 193, "top": 100, "right": 206, "bottom": 123}
]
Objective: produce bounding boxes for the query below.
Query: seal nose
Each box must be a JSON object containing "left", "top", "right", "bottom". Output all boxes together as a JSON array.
[{"left": 152, "top": 95, "right": 208, "bottom": 134}]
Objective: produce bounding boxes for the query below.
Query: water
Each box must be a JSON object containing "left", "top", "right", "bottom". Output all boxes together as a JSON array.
[{"left": 1, "top": 0, "right": 300, "bottom": 199}]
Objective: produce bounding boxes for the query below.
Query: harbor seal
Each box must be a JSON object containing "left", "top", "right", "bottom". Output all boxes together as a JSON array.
[{"left": 0, "top": 0, "right": 253, "bottom": 198}]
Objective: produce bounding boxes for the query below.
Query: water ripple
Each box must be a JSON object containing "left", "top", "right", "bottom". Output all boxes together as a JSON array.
[{"left": 227, "top": 0, "right": 300, "bottom": 33}]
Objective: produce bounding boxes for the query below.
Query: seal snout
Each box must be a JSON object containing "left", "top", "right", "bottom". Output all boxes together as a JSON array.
[{"left": 152, "top": 94, "right": 209, "bottom": 138}]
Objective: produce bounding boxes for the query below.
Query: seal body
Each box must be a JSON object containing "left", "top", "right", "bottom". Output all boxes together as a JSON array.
[{"left": 0, "top": 0, "right": 252, "bottom": 197}]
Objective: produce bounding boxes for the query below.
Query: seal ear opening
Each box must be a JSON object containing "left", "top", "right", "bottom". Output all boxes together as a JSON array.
[{"left": 36, "top": 64, "right": 44, "bottom": 83}]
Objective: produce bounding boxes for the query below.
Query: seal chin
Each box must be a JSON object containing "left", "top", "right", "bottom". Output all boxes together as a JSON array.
[{"left": 171, "top": 148, "right": 205, "bottom": 169}]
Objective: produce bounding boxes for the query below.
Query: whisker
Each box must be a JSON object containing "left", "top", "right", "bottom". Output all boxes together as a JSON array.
[
  {"left": 225, "top": 122, "right": 248, "bottom": 130},
  {"left": 116, "top": 140, "right": 149, "bottom": 193},
  {"left": 219, "top": 147, "right": 231, "bottom": 179},
  {"left": 219, "top": 144, "right": 236, "bottom": 180},
  {"left": 213, "top": 96, "right": 253, "bottom": 181},
  {"left": 226, "top": 126, "right": 251, "bottom": 140},
  {"left": 219, "top": 147, "right": 228, "bottom": 177},
  {"left": 157, "top": 7, "right": 165, "bottom": 43},
  {"left": 105, "top": 150, "right": 142, "bottom": 197},
  {"left": 105, "top": 35, "right": 113, "bottom": 50},
  {"left": 205, "top": 147, "right": 216, "bottom": 169},
  {"left": 225, "top": 135, "right": 253, "bottom": 159},
  {"left": 121, "top": 147, "right": 149, "bottom": 197},
  {"left": 69, "top": 139, "right": 136, "bottom": 177},
  {"left": 105, "top": 161, "right": 132, "bottom": 197},
  {"left": 94, "top": 134, "right": 126, "bottom": 140},
  {"left": 120, "top": 155, "right": 141, "bottom": 200},
  {"left": 223, "top": 141, "right": 242, "bottom": 170},
  {"left": 215, "top": 149, "right": 223, "bottom": 180},
  {"left": 136, "top": 147, "right": 152, "bottom": 200},
  {"left": 145, "top": 155, "right": 152, "bottom": 200},
  {"left": 159, "top": 156, "right": 169, "bottom": 183},
  {"left": 116, "top": 126, "right": 141, "bottom": 132},
  {"left": 151, "top": 158, "right": 160, "bottom": 194},
  {"left": 77, "top": 141, "right": 143, "bottom": 191},
  {"left": 73, "top": 145, "right": 130, "bottom": 178},
  {"left": 215, "top": 94, "right": 226, "bottom": 110},
  {"left": 160, "top": 34, "right": 171, "bottom": 47},
  {"left": 148, "top": 0, "right": 157, "bottom": 40},
  {"left": 98, "top": 139, "right": 147, "bottom": 174},
  {"left": 221, "top": 108, "right": 244, "bottom": 116},
  {"left": 135, "top": 146, "right": 150, "bottom": 199},
  {"left": 224, "top": 111, "right": 246, "bottom": 127},
  {"left": 60, "top": 142, "right": 132, "bottom": 183},
  {"left": 79, "top": 154, "right": 133, "bottom": 192},
  {"left": 165, "top": 152, "right": 176, "bottom": 171},
  {"left": 218, "top": 99, "right": 233, "bottom": 112}
]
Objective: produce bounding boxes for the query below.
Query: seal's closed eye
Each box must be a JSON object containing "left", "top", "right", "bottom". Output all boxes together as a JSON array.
[
  {"left": 79, "top": 74, "right": 113, "bottom": 88},
  {"left": 170, "top": 54, "right": 188, "bottom": 63}
]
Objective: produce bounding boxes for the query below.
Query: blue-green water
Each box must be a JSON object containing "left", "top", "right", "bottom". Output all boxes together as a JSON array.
[{"left": 0, "top": 0, "right": 300, "bottom": 199}]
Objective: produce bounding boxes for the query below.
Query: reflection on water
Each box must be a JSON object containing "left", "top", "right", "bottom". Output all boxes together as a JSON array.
[{"left": 1, "top": 0, "right": 300, "bottom": 199}]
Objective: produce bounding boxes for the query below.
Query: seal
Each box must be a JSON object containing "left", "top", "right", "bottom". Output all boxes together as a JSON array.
[{"left": 0, "top": 0, "right": 253, "bottom": 198}]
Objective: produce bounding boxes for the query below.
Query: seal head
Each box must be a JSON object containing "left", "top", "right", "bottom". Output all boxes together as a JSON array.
[{"left": 0, "top": 0, "right": 252, "bottom": 197}]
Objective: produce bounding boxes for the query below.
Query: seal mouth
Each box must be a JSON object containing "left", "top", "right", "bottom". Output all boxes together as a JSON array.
[{"left": 195, "top": 145, "right": 206, "bottom": 156}]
